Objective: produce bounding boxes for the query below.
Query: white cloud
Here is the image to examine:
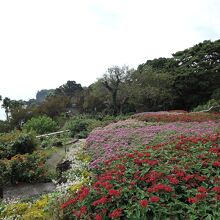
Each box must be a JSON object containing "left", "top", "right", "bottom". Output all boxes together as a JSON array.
[{"left": 0, "top": 0, "right": 219, "bottom": 119}]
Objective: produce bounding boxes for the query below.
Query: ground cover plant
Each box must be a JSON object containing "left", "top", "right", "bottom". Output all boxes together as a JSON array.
[
  {"left": 86, "top": 119, "right": 220, "bottom": 168},
  {"left": 61, "top": 132, "right": 220, "bottom": 219}
]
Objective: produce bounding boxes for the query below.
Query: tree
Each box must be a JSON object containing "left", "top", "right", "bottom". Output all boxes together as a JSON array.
[
  {"left": 129, "top": 67, "right": 175, "bottom": 111},
  {"left": 1, "top": 97, "right": 11, "bottom": 121},
  {"left": 54, "top": 80, "right": 83, "bottom": 97},
  {"left": 101, "top": 66, "right": 129, "bottom": 115},
  {"left": 83, "top": 81, "right": 109, "bottom": 114},
  {"left": 139, "top": 39, "right": 220, "bottom": 110},
  {"left": 37, "top": 96, "right": 69, "bottom": 118},
  {"left": 171, "top": 39, "right": 220, "bottom": 109}
]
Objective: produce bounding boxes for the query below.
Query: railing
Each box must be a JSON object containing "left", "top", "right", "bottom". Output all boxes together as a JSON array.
[{"left": 36, "top": 130, "right": 70, "bottom": 138}]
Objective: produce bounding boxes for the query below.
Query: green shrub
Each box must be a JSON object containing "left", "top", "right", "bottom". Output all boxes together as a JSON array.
[
  {"left": 76, "top": 130, "right": 89, "bottom": 139},
  {"left": 65, "top": 118, "right": 89, "bottom": 137},
  {"left": 23, "top": 116, "right": 59, "bottom": 135},
  {"left": 193, "top": 99, "right": 220, "bottom": 112},
  {"left": 9, "top": 152, "right": 49, "bottom": 184},
  {"left": 11, "top": 132, "right": 37, "bottom": 154},
  {"left": 51, "top": 138, "right": 63, "bottom": 147},
  {"left": 65, "top": 114, "right": 129, "bottom": 138},
  {"left": 0, "top": 160, "right": 11, "bottom": 185},
  {"left": 0, "top": 131, "right": 37, "bottom": 159},
  {"left": 65, "top": 116, "right": 103, "bottom": 138}
]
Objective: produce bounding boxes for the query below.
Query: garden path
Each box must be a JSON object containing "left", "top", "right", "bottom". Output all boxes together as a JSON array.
[{"left": 3, "top": 139, "right": 86, "bottom": 200}]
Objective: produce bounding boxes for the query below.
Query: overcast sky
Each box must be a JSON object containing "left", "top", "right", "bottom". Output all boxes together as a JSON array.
[{"left": 0, "top": 0, "right": 220, "bottom": 119}]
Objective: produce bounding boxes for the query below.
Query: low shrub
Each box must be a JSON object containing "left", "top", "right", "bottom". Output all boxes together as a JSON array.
[
  {"left": 11, "top": 132, "right": 37, "bottom": 154},
  {"left": 0, "top": 195, "right": 50, "bottom": 220},
  {"left": 0, "top": 131, "right": 37, "bottom": 159},
  {"left": 5, "top": 152, "right": 49, "bottom": 184},
  {"left": 65, "top": 117, "right": 102, "bottom": 138}
]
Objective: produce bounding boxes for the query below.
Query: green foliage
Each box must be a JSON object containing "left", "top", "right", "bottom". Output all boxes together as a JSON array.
[
  {"left": 212, "top": 88, "right": 220, "bottom": 100},
  {"left": 193, "top": 99, "right": 220, "bottom": 112},
  {"left": 65, "top": 117, "right": 99, "bottom": 138},
  {"left": 130, "top": 66, "right": 175, "bottom": 111},
  {"left": 11, "top": 132, "right": 37, "bottom": 154},
  {"left": 0, "top": 120, "right": 12, "bottom": 133},
  {"left": 9, "top": 152, "right": 49, "bottom": 183},
  {"left": 37, "top": 96, "right": 69, "bottom": 118},
  {"left": 0, "top": 160, "right": 11, "bottom": 185},
  {"left": 0, "top": 195, "right": 50, "bottom": 220},
  {"left": 136, "top": 39, "right": 220, "bottom": 110},
  {"left": 0, "top": 131, "right": 37, "bottom": 159},
  {"left": 0, "top": 151, "right": 49, "bottom": 186},
  {"left": 23, "top": 116, "right": 58, "bottom": 135},
  {"left": 54, "top": 80, "right": 83, "bottom": 97},
  {"left": 65, "top": 115, "right": 129, "bottom": 138}
]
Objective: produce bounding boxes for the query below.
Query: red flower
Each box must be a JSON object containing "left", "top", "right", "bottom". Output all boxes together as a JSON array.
[
  {"left": 198, "top": 186, "right": 207, "bottom": 193},
  {"left": 150, "top": 196, "right": 160, "bottom": 203},
  {"left": 95, "top": 214, "right": 103, "bottom": 220},
  {"left": 109, "top": 208, "right": 122, "bottom": 219},
  {"left": 169, "top": 177, "right": 179, "bottom": 185},
  {"left": 212, "top": 161, "right": 220, "bottom": 167},
  {"left": 196, "top": 193, "right": 208, "bottom": 200},
  {"left": 209, "top": 147, "right": 220, "bottom": 154},
  {"left": 145, "top": 152, "right": 151, "bottom": 157},
  {"left": 184, "top": 175, "right": 194, "bottom": 182},
  {"left": 212, "top": 186, "right": 220, "bottom": 193},
  {"left": 164, "top": 185, "right": 172, "bottom": 192},
  {"left": 109, "top": 189, "right": 120, "bottom": 197},
  {"left": 188, "top": 197, "right": 197, "bottom": 203},
  {"left": 61, "top": 198, "right": 77, "bottom": 209},
  {"left": 80, "top": 206, "right": 87, "bottom": 214},
  {"left": 140, "top": 199, "right": 148, "bottom": 208},
  {"left": 79, "top": 187, "right": 90, "bottom": 201},
  {"left": 92, "top": 197, "right": 107, "bottom": 206}
]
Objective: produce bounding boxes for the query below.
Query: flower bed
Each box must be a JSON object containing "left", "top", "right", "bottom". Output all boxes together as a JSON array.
[
  {"left": 61, "top": 132, "right": 220, "bottom": 219},
  {"left": 133, "top": 112, "right": 220, "bottom": 122},
  {"left": 86, "top": 119, "right": 220, "bottom": 168}
]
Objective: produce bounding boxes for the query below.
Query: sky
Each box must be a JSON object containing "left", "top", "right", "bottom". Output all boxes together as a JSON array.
[{"left": 0, "top": 0, "right": 220, "bottom": 119}]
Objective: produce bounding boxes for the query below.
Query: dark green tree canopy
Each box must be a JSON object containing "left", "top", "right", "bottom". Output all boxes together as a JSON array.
[{"left": 54, "top": 80, "right": 83, "bottom": 97}]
